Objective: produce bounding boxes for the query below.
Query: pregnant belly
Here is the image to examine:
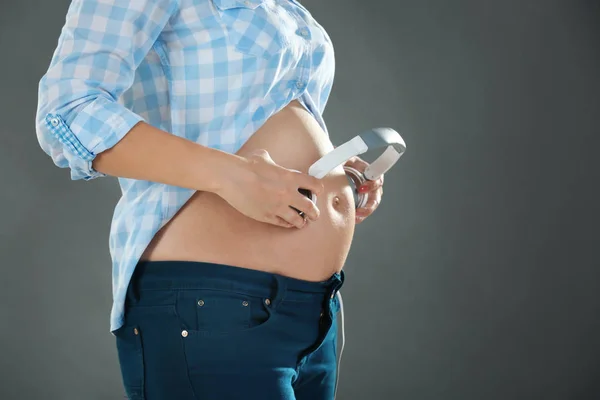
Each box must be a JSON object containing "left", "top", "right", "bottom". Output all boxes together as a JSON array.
[{"left": 140, "top": 99, "right": 356, "bottom": 282}]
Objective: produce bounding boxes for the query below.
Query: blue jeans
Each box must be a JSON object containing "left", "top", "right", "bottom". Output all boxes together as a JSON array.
[{"left": 114, "top": 260, "right": 345, "bottom": 400}]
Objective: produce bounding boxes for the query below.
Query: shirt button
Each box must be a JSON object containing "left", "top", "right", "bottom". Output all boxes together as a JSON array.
[
  {"left": 296, "top": 81, "right": 305, "bottom": 89},
  {"left": 297, "top": 27, "right": 310, "bottom": 37},
  {"left": 50, "top": 118, "right": 59, "bottom": 127},
  {"left": 244, "top": 0, "right": 252, "bottom": 5}
]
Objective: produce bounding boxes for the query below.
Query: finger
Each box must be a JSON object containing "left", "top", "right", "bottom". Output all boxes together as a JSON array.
[
  {"left": 295, "top": 173, "right": 325, "bottom": 195},
  {"left": 278, "top": 207, "right": 308, "bottom": 229},
  {"left": 345, "top": 156, "right": 369, "bottom": 171},
  {"left": 364, "top": 189, "right": 382, "bottom": 211},
  {"left": 355, "top": 204, "right": 377, "bottom": 218},
  {"left": 289, "top": 195, "right": 320, "bottom": 221},
  {"left": 269, "top": 215, "right": 295, "bottom": 228},
  {"left": 358, "top": 176, "right": 384, "bottom": 193},
  {"left": 356, "top": 188, "right": 382, "bottom": 216}
]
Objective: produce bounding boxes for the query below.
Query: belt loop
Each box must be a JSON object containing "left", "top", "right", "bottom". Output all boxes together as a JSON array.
[
  {"left": 331, "top": 270, "right": 345, "bottom": 296},
  {"left": 270, "top": 275, "right": 287, "bottom": 310},
  {"left": 124, "top": 276, "right": 141, "bottom": 307}
]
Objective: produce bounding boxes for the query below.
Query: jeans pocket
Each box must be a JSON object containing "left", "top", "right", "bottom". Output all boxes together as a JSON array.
[
  {"left": 174, "top": 289, "right": 281, "bottom": 396},
  {"left": 114, "top": 324, "right": 145, "bottom": 400},
  {"left": 175, "top": 288, "right": 276, "bottom": 337}
]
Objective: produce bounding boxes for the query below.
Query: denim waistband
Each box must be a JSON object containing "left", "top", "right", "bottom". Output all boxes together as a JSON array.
[{"left": 128, "top": 260, "right": 345, "bottom": 306}]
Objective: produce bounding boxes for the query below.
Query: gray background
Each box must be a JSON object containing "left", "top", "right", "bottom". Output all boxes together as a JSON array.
[{"left": 1, "top": 0, "right": 599, "bottom": 399}]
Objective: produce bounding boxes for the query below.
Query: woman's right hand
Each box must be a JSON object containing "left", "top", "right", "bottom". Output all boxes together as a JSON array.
[{"left": 216, "top": 149, "right": 324, "bottom": 229}]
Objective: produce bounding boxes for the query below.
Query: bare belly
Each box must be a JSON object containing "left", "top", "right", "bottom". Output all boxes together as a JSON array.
[{"left": 140, "top": 99, "right": 356, "bottom": 282}]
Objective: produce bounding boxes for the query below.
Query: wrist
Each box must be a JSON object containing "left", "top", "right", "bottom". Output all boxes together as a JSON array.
[{"left": 207, "top": 151, "right": 251, "bottom": 197}]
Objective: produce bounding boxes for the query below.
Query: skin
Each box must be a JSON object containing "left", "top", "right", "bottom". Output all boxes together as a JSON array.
[
  {"left": 140, "top": 100, "right": 384, "bottom": 281},
  {"left": 94, "top": 99, "right": 384, "bottom": 281},
  {"left": 344, "top": 156, "right": 384, "bottom": 224}
]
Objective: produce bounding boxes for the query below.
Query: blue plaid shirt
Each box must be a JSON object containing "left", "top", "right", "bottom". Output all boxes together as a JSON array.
[{"left": 35, "top": 0, "right": 335, "bottom": 333}]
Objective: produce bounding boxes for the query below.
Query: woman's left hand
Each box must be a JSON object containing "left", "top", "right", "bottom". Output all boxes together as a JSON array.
[{"left": 343, "top": 156, "right": 384, "bottom": 224}]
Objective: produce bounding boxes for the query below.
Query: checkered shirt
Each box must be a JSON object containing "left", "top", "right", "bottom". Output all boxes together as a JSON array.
[{"left": 35, "top": 0, "right": 335, "bottom": 333}]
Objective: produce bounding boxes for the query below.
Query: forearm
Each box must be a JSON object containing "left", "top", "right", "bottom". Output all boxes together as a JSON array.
[{"left": 92, "top": 121, "right": 245, "bottom": 193}]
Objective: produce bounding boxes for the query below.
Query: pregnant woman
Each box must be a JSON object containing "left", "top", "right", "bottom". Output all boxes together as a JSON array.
[{"left": 35, "top": 0, "right": 384, "bottom": 399}]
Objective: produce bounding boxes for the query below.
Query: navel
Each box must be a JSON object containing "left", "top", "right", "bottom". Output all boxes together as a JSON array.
[{"left": 331, "top": 195, "right": 349, "bottom": 213}]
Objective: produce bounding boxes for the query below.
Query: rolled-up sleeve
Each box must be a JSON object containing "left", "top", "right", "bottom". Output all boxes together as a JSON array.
[{"left": 35, "top": 0, "right": 179, "bottom": 180}]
